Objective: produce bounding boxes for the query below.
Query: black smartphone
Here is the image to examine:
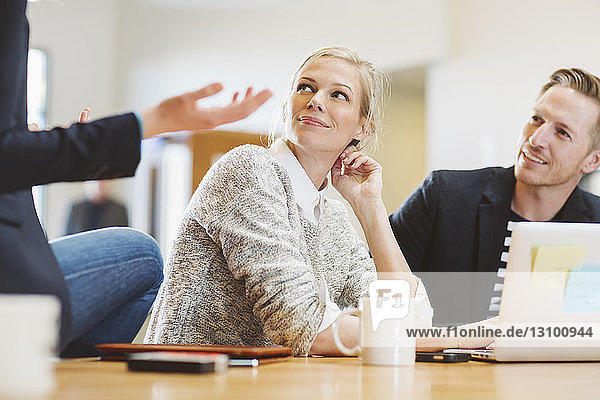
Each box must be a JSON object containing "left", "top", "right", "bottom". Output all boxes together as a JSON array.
[
  {"left": 415, "top": 351, "right": 470, "bottom": 363},
  {"left": 127, "top": 352, "right": 229, "bottom": 373}
]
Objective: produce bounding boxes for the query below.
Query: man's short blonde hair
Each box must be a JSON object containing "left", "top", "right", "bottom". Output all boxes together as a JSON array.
[{"left": 541, "top": 68, "right": 600, "bottom": 150}]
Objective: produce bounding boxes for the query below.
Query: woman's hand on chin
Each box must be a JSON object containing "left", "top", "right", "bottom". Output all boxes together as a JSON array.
[{"left": 331, "top": 147, "right": 383, "bottom": 212}]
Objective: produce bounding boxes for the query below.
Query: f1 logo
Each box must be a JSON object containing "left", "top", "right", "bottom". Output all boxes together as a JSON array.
[{"left": 368, "top": 280, "right": 410, "bottom": 331}]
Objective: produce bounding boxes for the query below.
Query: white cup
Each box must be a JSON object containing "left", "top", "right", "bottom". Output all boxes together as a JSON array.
[
  {"left": 0, "top": 294, "right": 60, "bottom": 398},
  {"left": 332, "top": 280, "right": 416, "bottom": 366}
]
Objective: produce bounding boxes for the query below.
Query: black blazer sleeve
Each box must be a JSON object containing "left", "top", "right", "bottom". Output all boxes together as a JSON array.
[
  {"left": 389, "top": 172, "right": 440, "bottom": 272},
  {"left": 0, "top": 113, "right": 141, "bottom": 194},
  {"left": 0, "top": 0, "right": 143, "bottom": 352}
]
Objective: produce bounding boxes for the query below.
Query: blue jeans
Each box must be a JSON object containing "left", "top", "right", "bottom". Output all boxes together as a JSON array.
[{"left": 49, "top": 227, "right": 163, "bottom": 357}]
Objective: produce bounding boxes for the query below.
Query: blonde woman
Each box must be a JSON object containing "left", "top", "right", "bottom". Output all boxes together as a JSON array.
[{"left": 145, "top": 47, "right": 433, "bottom": 355}]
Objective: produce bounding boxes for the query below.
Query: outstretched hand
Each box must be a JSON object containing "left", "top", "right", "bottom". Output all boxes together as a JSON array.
[
  {"left": 331, "top": 146, "right": 383, "bottom": 211},
  {"left": 141, "top": 83, "right": 272, "bottom": 138}
]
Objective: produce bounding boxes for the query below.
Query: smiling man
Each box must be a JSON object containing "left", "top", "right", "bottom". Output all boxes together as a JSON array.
[{"left": 389, "top": 68, "right": 600, "bottom": 322}]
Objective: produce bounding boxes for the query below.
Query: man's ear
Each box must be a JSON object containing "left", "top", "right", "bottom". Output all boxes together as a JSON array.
[{"left": 582, "top": 149, "right": 600, "bottom": 174}]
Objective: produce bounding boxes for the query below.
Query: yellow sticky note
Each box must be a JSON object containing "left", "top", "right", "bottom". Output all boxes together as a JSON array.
[{"left": 530, "top": 245, "right": 586, "bottom": 290}]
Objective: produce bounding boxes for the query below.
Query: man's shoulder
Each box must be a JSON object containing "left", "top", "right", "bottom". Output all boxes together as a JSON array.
[
  {"left": 580, "top": 188, "right": 600, "bottom": 202},
  {"left": 428, "top": 166, "right": 512, "bottom": 189},
  {"left": 578, "top": 187, "right": 600, "bottom": 217},
  {"left": 432, "top": 165, "right": 510, "bottom": 179}
]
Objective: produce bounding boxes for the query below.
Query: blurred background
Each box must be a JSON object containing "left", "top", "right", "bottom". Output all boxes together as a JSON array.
[{"left": 26, "top": 0, "right": 600, "bottom": 258}]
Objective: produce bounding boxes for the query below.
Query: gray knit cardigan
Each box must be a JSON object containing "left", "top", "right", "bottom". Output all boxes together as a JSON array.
[{"left": 144, "top": 144, "right": 376, "bottom": 355}]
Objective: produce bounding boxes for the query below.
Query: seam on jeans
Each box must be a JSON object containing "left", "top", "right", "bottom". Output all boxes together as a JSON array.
[{"left": 62, "top": 256, "right": 161, "bottom": 281}]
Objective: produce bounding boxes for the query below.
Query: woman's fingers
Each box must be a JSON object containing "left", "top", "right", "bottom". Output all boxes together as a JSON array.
[
  {"left": 186, "top": 82, "right": 224, "bottom": 101},
  {"left": 347, "top": 154, "right": 369, "bottom": 169},
  {"left": 331, "top": 156, "right": 343, "bottom": 176},
  {"left": 340, "top": 150, "right": 363, "bottom": 170},
  {"left": 339, "top": 144, "right": 357, "bottom": 159},
  {"left": 340, "top": 150, "right": 380, "bottom": 174},
  {"left": 342, "top": 150, "right": 361, "bottom": 162},
  {"left": 231, "top": 88, "right": 254, "bottom": 105}
]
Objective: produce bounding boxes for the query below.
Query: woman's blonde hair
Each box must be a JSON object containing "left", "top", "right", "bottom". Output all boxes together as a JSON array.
[{"left": 270, "top": 46, "right": 389, "bottom": 151}]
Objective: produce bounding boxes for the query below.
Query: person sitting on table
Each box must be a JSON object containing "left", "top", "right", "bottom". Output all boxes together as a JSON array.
[
  {"left": 144, "top": 46, "right": 438, "bottom": 356},
  {"left": 389, "top": 68, "right": 600, "bottom": 323},
  {"left": 0, "top": 0, "right": 272, "bottom": 358}
]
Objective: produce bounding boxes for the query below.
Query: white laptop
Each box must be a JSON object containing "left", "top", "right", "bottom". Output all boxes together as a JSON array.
[{"left": 452, "top": 222, "right": 600, "bottom": 362}]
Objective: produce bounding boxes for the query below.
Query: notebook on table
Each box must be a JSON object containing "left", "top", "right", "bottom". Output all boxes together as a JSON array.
[{"left": 96, "top": 343, "right": 293, "bottom": 366}]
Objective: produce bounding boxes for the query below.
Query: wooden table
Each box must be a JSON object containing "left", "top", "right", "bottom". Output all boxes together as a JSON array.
[{"left": 50, "top": 357, "right": 599, "bottom": 399}]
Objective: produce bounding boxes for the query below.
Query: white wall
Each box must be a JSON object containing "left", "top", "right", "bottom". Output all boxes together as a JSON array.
[
  {"left": 114, "top": 0, "right": 447, "bottom": 133},
  {"left": 426, "top": 0, "right": 600, "bottom": 172},
  {"left": 39, "top": 0, "right": 600, "bottom": 240},
  {"left": 118, "top": 0, "right": 447, "bottom": 247},
  {"left": 27, "top": 0, "right": 128, "bottom": 240},
  {"left": 28, "top": 0, "right": 121, "bottom": 123},
  {"left": 28, "top": 0, "right": 445, "bottom": 240},
  {"left": 112, "top": 0, "right": 440, "bottom": 244}
]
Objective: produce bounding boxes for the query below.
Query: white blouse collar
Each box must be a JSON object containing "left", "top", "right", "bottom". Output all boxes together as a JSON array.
[{"left": 270, "top": 139, "right": 327, "bottom": 224}]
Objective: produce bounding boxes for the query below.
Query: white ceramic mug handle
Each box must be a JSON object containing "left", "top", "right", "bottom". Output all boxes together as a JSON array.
[{"left": 332, "top": 307, "right": 360, "bottom": 356}]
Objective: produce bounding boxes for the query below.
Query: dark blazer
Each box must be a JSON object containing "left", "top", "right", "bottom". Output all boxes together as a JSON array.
[
  {"left": 0, "top": 1, "right": 141, "bottom": 351},
  {"left": 66, "top": 199, "right": 129, "bottom": 235},
  {"left": 389, "top": 166, "right": 600, "bottom": 274}
]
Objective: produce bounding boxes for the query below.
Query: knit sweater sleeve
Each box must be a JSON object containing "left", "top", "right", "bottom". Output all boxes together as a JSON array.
[
  {"left": 193, "top": 145, "right": 324, "bottom": 355},
  {"left": 329, "top": 200, "right": 434, "bottom": 327},
  {"left": 329, "top": 201, "right": 377, "bottom": 309}
]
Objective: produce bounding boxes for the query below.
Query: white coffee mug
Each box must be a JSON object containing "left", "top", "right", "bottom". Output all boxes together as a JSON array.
[
  {"left": 332, "top": 280, "right": 416, "bottom": 366},
  {"left": 0, "top": 294, "right": 60, "bottom": 398}
]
